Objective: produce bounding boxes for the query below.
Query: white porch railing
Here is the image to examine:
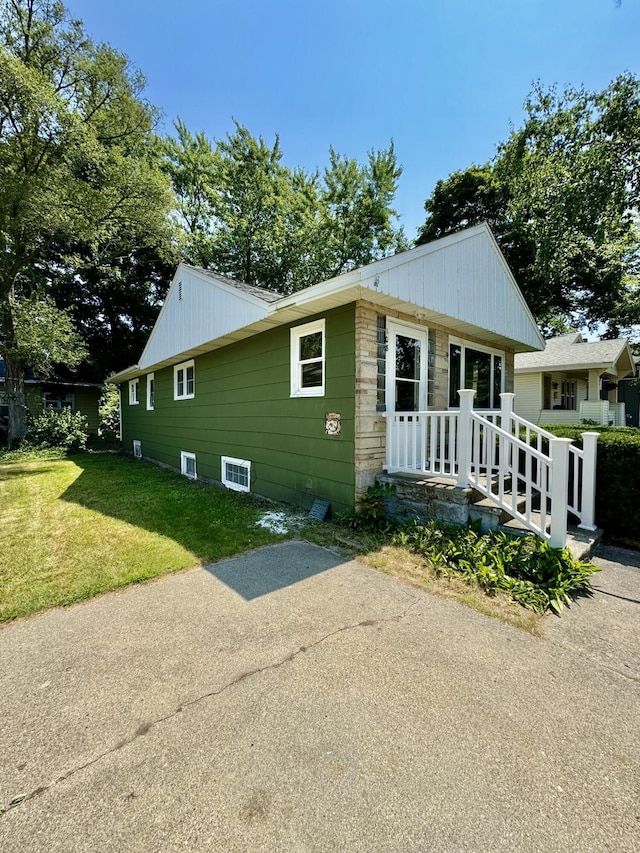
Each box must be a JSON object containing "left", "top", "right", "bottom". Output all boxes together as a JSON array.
[{"left": 384, "top": 390, "right": 598, "bottom": 547}]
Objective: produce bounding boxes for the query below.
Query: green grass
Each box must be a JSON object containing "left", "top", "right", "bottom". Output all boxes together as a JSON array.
[{"left": 0, "top": 451, "right": 287, "bottom": 622}]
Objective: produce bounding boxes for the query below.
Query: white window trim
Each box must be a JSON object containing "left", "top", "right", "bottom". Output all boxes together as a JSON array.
[
  {"left": 146, "top": 373, "right": 154, "bottom": 410},
  {"left": 132, "top": 439, "right": 142, "bottom": 458},
  {"left": 448, "top": 336, "right": 505, "bottom": 410},
  {"left": 386, "top": 318, "right": 429, "bottom": 413},
  {"left": 290, "top": 319, "right": 325, "bottom": 398},
  {"left": 221, "top": 455, "right": 251, "bottom": 493},
  {"left": 174, "top": 359, "right": 195, "bottom": 400},
  {"left": 180, "top": 451, "right": 197, "bottom": 480},
  {"left": 129, "top": 378, "right": 139, "bottom": 405}
]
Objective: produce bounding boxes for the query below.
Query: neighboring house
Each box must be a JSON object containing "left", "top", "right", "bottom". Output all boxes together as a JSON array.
[
  {"left": 110, "top": 223, "right": 545, "bottom": 516},
  {"left": 618, "top": 373, "right": 640, "bottom": 427},
  {"left": 0, "top": 361, "right": 101, "bottom": 437},
  {"left": 514, "top": 333, "right": 635, "bottom": 426}
]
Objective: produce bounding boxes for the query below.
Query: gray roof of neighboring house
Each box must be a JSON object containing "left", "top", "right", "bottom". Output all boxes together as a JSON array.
[
  {"left": 183, "top": 265, "right": 283, "bottom": 303},
  {"left": 515, "top": 333, "right": 633, "bottom": 373}
]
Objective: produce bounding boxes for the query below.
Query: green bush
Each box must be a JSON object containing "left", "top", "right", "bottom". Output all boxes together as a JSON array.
[
  {"left": 339, "top": 483, "right": 398, "bottom": 533},
  {"left": 98, "top": 383, "right": 120, "bottom": 435},
  {"left": 27, "top": 408, "right": 89, "bottom": 453},
  {"left": 539, "top": 425, "right": 640, "bottom": 541},
  {"left": 394, "top": 520, "right": 599, "bottom": 613}
]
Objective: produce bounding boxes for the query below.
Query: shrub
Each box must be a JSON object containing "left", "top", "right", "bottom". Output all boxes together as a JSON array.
[
  {"left": 98, "top": 383, "right": 120, "bottom": 435},
  {"left": 27, "top": 408, "right": 89, "bottom": 453},
  {"left": 539, "top": 425, "right": 640, "bottom": 541},
  {"left": 339, "top": 483, "right": 398, "bottom": 533},
  {"left": 394, "top": 520, "right": 599, "bottom": 613}
]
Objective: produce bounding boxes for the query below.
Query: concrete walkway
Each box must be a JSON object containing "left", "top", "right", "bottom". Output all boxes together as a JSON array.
[{"left": 0, "top": 541, "right": 638, "bottom": 852}]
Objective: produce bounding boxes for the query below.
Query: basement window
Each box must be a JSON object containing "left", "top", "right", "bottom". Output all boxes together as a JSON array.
[
  {"left": 174, "top": 360, "right": 195, "bottom": 400},
  {"left": 290, "top": 319, "right": 325, "bottom": 397},
  {"left": 133, "top": 440, "right": 142, "bottom": 458},
  {"left": 221, "top": 456, "right": 251, "bottom": 493},
  {"left": 181, "top": 451, "right": 197, "bottom": 480}
]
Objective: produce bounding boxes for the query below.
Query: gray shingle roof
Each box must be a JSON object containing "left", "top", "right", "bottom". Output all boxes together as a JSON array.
[
  {"left": 184, "top": 265, "right": 283, "bottom": 303},
  {"left": 515, "top": 334, "right": 630, "bottom": 372}
]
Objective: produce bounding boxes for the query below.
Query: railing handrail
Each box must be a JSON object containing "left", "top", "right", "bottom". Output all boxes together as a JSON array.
[
  {"left": 508, "top": 411, "right": 556, "bottom": 441},
  {"left": 470, "top": 411, "right": 551, "bottom": 465},
  {"left": 382, "top": 410, "right": 451, "bottom": 418}
]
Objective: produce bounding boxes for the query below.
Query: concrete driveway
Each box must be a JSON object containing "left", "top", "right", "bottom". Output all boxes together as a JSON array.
[{"left": 0, "top": 541, "right": 638, "bottom": 852}]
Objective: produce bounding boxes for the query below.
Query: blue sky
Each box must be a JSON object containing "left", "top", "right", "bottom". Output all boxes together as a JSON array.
[{"left": 68, "top": 0, "right": 640, "bottom": 240}]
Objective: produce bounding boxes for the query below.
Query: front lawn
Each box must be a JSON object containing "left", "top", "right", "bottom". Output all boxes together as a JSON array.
[{"left": 0, "top": 452, "right": 287, "bottom": 622}]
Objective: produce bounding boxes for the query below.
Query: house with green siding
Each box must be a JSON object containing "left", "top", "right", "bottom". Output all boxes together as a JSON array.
[
  {"left": 0, "top": 361, "right": 101, "bottom": 441},
  {"left": 110, "top": 224, "right": 544, "bottom": 516}
]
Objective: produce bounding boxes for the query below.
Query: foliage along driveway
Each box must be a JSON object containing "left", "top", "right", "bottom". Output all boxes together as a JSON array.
[{"left": 0, "top": 540, "right": 638, "bottom": 852}]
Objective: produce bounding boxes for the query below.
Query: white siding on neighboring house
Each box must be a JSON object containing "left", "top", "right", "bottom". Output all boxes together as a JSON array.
[
  {"left": 514, "top": 373, "right": 542, "bottom": 422},
  {"left": 516, "top": 373, "right": 590, "bottom": 425},
  {"left": 577, "top": 379, "right": 588, "bottom": 406},
  {"left": 540, "top": 409, "right": 585, "bottom": 425}
]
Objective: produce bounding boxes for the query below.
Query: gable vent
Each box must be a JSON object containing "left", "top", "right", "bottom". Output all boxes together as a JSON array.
[{"left": 178, "top": 281, "right": 183, "bottom": 301}]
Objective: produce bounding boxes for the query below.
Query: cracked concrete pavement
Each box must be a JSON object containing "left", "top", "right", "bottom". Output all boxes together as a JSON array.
[{"left": 0, "top": 540, "right": 638, "bottom": 852}]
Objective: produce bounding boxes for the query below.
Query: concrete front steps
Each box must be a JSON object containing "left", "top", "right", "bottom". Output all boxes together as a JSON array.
[{"left": 377, "top": 471, "right": 602, "bottom": 561}]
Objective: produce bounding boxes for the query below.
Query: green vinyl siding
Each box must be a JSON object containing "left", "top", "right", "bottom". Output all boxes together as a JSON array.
[{"left": 121, "top": 304, "right": 356, "bottom": 513}]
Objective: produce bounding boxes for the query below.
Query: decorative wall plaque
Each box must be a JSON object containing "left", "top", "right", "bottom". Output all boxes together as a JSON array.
[{"left": 325, "top": 411, "right": 341, "bottom": 435}]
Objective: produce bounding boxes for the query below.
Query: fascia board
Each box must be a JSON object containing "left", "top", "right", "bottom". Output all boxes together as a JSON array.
[{"left": 515, "top": 361, "right": 617, "bottom": 374}]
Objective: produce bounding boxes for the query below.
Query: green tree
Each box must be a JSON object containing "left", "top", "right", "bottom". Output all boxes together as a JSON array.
[
  {"left": 321, "top": 142, "right": 407, "bottom": 279},
  {"left": 417, "top": 75, "right": 640, "bottom": 336},
  {"left": 0, "top": 0, "right": 172, "bottom": 445},
  {"left": 163, "top": 122, "right": 406, "bottom": 295}
]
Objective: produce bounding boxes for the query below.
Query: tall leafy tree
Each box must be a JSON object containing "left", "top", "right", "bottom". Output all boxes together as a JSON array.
[
  {"left": 163, "top": 122, "right": 406, "bottom": 295},
  {"left": 0, "top": 0, "right": 173, "bottom": 445},
  {"left": 321, "top": 142, "right": 407, "bottom": 279},
  {"left": 417, "top": 74, "right": 640, "bottom": 336}
]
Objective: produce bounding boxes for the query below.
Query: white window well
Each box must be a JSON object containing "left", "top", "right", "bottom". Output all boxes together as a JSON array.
[
  {"left": 146, "top": 373, "right": 154, "bottom": 410},
  {"left": 129, "top": 378, "right": 140, "bottom": 405},
  {"left": 221, "top": 456, "right": 251, "bottom": 493},
  {"left": 133, "top": 440, "right": 142, "bottom": 458},
  {"left": 290, "top": 319, "right": 325, "bottom": 397},
  {"left": 181, "top": 451, "right": 197, "bottom": 480},
  {"left": 174, "top": 359, "right": 195, "bottom": 400}
]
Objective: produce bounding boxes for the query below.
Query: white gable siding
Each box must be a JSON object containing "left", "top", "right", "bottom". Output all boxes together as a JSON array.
[
  {"left": 514, "top": 373, "right": 542, "bottom": 423},
  {"left": 140, "top": 267, "right": 270, "bottom": 370},
  {"left": 359, "top": 230, "right": 541, "bottom": 351}
]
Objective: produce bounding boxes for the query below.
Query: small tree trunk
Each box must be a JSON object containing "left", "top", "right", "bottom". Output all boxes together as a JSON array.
[{"left": 5, "top": 352, "right": 28, "bottom": 448}]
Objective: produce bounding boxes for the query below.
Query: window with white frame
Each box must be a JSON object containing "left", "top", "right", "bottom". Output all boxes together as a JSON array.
[
  {"left": 133, "top": 439, "right": 142, "bottom": 458},
  {"left": 448, "top": 339, "right": 504, "bottom": 409},
  {"left": 221, "top": 456, "right": 251, "bottom": 492},
  {"left": 180, "top": 451, "right": 197, "bottom": 479},
  {"left": 174, "top": 360, "right": 194, "bottom": 400},
  {"left": 146, "top": 373, "right": 154, "bottom": 410},
  {"left": 129, "top": 378, "right": 140, "bottom": 405},
  {"left": 290, "top": 319, "right": 325, "bottom": 397},
  {"left": 44, "top": 391, "right": 74, "bottom": 411}
]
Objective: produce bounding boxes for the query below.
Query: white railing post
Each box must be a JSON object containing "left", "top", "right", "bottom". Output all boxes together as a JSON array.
[
  {"left": 579, "top": 432, "right": 599, "bottom": 531},
  {"left": 549, "top": 437, "right": 572, "bottom": 548},
  {"left": 500, "top": 392, "right": 515, "bottom": 435},
  {"left": 499, "top": 392, "right": 515, "bottom": 479},
  {"left": 456, "top": 389, "right": 475, "bottom": 487}
]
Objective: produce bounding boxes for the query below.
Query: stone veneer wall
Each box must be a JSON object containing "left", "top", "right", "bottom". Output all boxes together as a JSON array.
[{"left": 353, "top": 300, "right": 516, "bottom": 498}]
